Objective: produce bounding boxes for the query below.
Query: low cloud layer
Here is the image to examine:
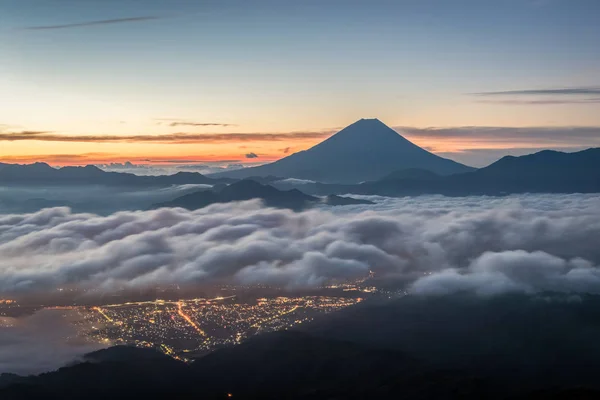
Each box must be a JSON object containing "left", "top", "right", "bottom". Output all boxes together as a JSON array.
[
  {"left": 96, "top": 161, "right": 246, "bottom": 176},
  {"left": 0, "top": 184, "right": 212, "bottom": 215},
  {"left": 275, "top": 178, "right": 317, "bottom": 185},
  {"left": 412, "top": 250, "right": 600, "bottom": 296},
  {"left": 1, "top": 194, "right": 600, "bottom": 299}
]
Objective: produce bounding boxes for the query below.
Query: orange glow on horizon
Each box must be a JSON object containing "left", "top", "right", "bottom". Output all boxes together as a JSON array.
[
  {"left": 0, "top": 136, "right": 573, "bottom": 167},
  {"left": 0, "top": 133, "right": 322, "bottom": 166},
  {"left": 1, "top": 123, "right": 585, "bottom": 167},
  {"left": 0, "top": 152, "right": 282, "bottom": 167}
]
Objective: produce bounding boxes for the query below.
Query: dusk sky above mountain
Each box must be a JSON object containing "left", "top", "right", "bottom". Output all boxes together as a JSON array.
[{"left": 2, "top": 0, "right": 600, "bottom": 167}]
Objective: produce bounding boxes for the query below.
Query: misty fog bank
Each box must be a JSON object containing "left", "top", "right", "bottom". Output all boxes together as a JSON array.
[
  {"left": 0, "top": 184, "right": 212, "bottom": 215},
  {"left": 1, "top": 193, "right": 599, "bottom": 300}
]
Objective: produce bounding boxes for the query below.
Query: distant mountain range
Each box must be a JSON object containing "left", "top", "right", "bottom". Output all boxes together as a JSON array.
[
  {"left": 211, "top": 118, "right": 474, "bottom": 183},
  {"left": 154, "top": 180, "right": 374, "bottom": 210},
  {"left": 293, "top": 148, "right": 600, "bottom": 197},
  {"left": 2, "top": 137, "right": 600, "bottom": 209},
  {"left": 0, "top": 162, "right": 231, "bottom": 186}
]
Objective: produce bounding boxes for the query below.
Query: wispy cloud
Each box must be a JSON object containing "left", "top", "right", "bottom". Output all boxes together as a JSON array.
[
  {"left": 0, "top": 130, "right": 334, "bottom": 144},
  {"left": 475, "top": 98, "right": 600, "bottom": 105},
  {"left": 468, "top": 86, "right": 600, "bottom": 105},
  {"left": 398, "top": 126, "right": 600, "bottom": 144},
  {"left": 168, "top": 122, "right": 236, "bottom": 127},
  {"left": 147, "top": 159, "right": 242, "bottom": 164},
  {"left": 471, "top": 86, "right": 600, "bottom": 96},
  {"left": 397, "top": 125, "right": 600, "bottom": 167},
  {"left": 4, "top": 125, "right": 600, "bottom": 149},
  {"left": 0, "top": 153, "right": 112, "bottom": 164},
  {"left": 0, "top": 130, "right": 52, "bottom": 136},
  {"left": 5, "top": 124, "right": 599, "bottom": 168},
  {"left": 0, "top": 153, "right": 245, "bottom": 166},
  {"left": 154, "top": 119, "right": 236, "bottom": 127},
  {"left": 22, "top": 16, "right": 161, "bottom": 31}
]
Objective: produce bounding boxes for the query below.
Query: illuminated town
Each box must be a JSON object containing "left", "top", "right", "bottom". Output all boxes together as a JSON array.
[
  {"left": 1, "top": 277, "right": 400, "bottom": 362},
  {"left": 79, "top": 294, "right": 364, "bottom": 360}
]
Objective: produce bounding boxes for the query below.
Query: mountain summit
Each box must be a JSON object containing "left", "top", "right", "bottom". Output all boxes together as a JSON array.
[{"left": 213, "top": 118, "right": 473, "bottom": 183}]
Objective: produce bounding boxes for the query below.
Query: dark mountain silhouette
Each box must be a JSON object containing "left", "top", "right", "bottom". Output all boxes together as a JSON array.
[
  {"left": 5, "top": 295, "right": 600, "bottom": 399},
  {"left": 0, "top": 346, "right": 189, "bottom": 399},
  {"left": 243, "top": 175, "right": 286, "bottom": 185},
  {"left": 81, "top": 345, "right": 176, "bottom": 364},
  {"left": 211, "top": 118, "right": 474, "bottom": 183},
  {"left": 0, "top": 374, "right": 25, "bottom": 388},
  {"left": 154, "top": 180, "right": 376, "bottom": 210},
  {"left": 154, "top": 179, "right": 318, "bottom": 210},
  {"left": 0, "top": 333, "right": 498, "bottom": 399},
  {"left": 305, "top": 294, "right": 600, "bottom": 392},
  {"left": 375, "top": 148, "right": 600, "bottom": 196},
  {"left": 324, "top": 194, "right": 374, "bottom": 206},
  {"left": 296, "top": 148, "right": 600, "bottom": 197},
  {"left": 6, "top": 148, "right": 598, "bottom": 200},
  {"left": 379, "top": 167, "right": 441, "bottom": 182},
  {"left": 0, "top": 162, "right": 231, "bottom": 186},
  {"left": 460, "top": 148, "right": 600, "bottom": 194}
]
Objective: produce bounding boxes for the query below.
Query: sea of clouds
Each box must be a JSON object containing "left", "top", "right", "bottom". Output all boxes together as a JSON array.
[
  {"left": 2, "top": 193, "right": 600, "bottom": 375},
  {"left": 1, "top": 193, "right": 600, "bottom": 299}
]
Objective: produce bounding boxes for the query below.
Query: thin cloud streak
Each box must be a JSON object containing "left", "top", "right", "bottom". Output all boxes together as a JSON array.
[
  {"left": 396, "top": 126, "right": 600, "bottom": 167},
  {"left": 0, "top": 131, "right": 334, "bottom": 144},
  {"left": 168, "top": 122, "right": 236, "bottom": 127},
  {"left": 475, "top": 98, "right": 600, "bottom": 105},
  {"left": 4, "top": 125, "right": 599, "bottom": 168},
  {"left": 470, "top": 86, "right": 600, "bottom": 96},
  {"left": 397, "top": 126, "right": 600, "bottom": 143},
  {"left": 0, "top": 154, "right": 245, "bottom": 166},
  {"left": 1, "top": 130, "right": 52, "bottom": 136},
  {"left": 21, "top": 16, "right": 161, "bottom": 31},
  {"left": 6, "top": 126, "right": 600, "bottom": 146}
]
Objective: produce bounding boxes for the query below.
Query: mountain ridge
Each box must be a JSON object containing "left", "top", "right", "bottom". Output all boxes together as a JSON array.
[
  {"left": 289, "top": 147, "right": 600, "bottom": 197},
  {"left": 0, "top": 162, "right": 231, "bottom": 186},
  {"left": 153, "top": 179, "right": 374, "bottom": 210}
]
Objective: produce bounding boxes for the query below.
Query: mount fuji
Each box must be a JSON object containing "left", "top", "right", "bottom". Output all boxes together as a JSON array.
[{"left": 212, "top": 118, "right": 474, "bottom": 183}]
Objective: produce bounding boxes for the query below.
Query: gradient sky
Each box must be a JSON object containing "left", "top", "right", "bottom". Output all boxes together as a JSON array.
[{"left": 1, "top": 0, "right": 599, "bottom": 167}]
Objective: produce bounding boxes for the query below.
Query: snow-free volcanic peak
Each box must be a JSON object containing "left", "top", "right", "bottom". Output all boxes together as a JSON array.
[{"left": 213, "top": 118, "right": 474, "bottom": 183}]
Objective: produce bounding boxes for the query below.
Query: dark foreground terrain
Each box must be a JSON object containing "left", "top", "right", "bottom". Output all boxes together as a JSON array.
[{"left": 3, "top": 294, "right": 600, "bottom": 399}]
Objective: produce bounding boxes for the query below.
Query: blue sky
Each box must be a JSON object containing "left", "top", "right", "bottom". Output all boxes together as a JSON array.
[{"left": 1, "top": 0, "right": 599, "bottom": 166}]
